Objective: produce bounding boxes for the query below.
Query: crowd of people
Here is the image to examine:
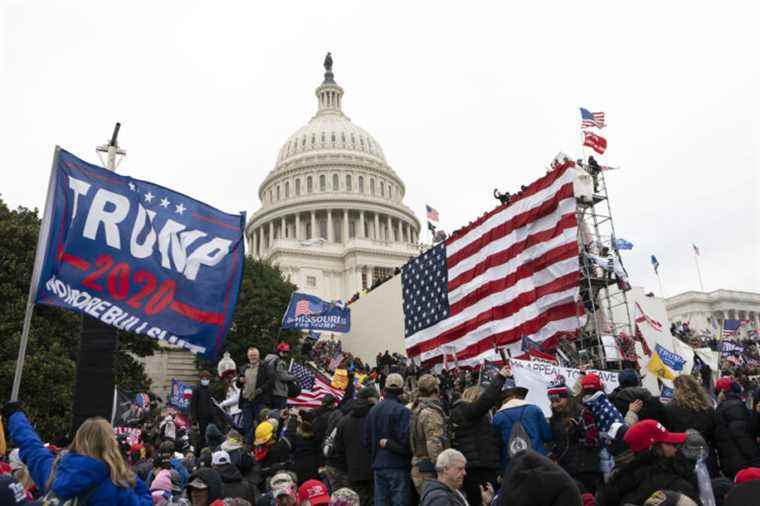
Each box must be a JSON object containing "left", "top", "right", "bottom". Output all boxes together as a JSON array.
[{"left": 3, "top": 339, "right": 760, "bottom": 506}]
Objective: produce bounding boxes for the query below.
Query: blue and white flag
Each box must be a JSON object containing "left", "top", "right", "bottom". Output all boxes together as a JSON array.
[
  {"left": 655, "top": 344, "right": 686, "bottom": 371},
  {"left": 282, "top": 292, "right": 350, "bottom": 332},
  {"left": 614, "top": 238, "right": 634, "bottom": 250},
  {"left": 33, "top": 148, "right": 245, "bottom": 359}
]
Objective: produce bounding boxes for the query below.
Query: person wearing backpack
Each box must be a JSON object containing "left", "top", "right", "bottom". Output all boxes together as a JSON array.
[
  {"left": 263, "top": 344, "right": 297, "bottom": 410},
  {"left": 4, "top": 401, "right": 152, "bottom": 505},
  {"left": 491, "top": 377, "right": 552, "bottom": 469},
  {"left": 410, "top": 374, "right": 449, "bottom": 496}
]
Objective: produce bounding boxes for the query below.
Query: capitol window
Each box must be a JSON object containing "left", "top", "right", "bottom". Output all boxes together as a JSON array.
[
  {"left": 346, "top": 174, "right": 352, "bottom": 191},
  {"left": 268, "top": 190, "right": 272, "bottom": 203},
  {"left": 285, "top": 181, "right": 290, "bottom": 198},
  {"left": 277, "top": 185, "right": 281, "bottom": 201},
  {"left": 380, "top": 182, "right": 384, "bottom": 197},
  {"left": 333, "top": 174, "right": 339, "bottom": 190},
  {"left": 370, "top": 178, "right": 375, "bottom": 195},
  {"left": 307, "top": 176, "right": 313, "bottom": 193},
  {"left": 295, "top": 179, "right": 301, "bottom": 195},
  {"left": 358, "top": 176, "right": 364, "bottom": 193},
  {"left": 388, "top": 185, "right": 393, "bottom": 200},
  {"left": 306, "top": 276, "right": 317, "bottom": 287},
  {"left": 320, "top": 174, "right": 326, "bottom": 191}
]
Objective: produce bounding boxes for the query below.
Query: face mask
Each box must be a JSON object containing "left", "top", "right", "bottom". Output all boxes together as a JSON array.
[{"left": 201, "top": 379, "right": 210, "bottom": 386}]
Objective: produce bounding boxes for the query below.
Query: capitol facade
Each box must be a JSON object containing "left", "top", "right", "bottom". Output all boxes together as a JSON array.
[{"left": 246, "top": 57, "right": 421, "bottom": 301}]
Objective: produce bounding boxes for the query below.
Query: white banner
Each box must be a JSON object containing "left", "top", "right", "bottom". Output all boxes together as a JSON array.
[{"left": 510, "top": 359, "right": 620, "bottom": 416}]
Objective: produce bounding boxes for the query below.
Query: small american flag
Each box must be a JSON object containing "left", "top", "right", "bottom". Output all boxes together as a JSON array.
[
  {"left": 295, "top": 300, "right": 317, "bottom": 318},
  {"left": 288, "top": 362, "right": 344, "bottom": 409},
  {"left": 426, "top": 205, "right": 439, "bottom": 222},
  {"left": 580, "top": 108, "right": 606, "bottom": 129}
]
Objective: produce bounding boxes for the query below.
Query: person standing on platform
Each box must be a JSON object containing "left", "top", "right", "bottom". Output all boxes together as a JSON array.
[
  {"left": 237, "top": 347, "right": 272, "bottom": 445},
  {"left": 190, "top": 371, "right": 217, "bottom": 450}
]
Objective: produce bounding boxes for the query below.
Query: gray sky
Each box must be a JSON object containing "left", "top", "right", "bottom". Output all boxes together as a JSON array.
[{"left": 2, "top": 1, "right": 758, "bottom": 297}]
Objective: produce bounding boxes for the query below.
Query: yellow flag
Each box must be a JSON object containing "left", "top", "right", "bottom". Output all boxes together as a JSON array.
[
  {"left": 647, "top": 352, "right": 675, "bottom": 380},
  {"left": 331, "top": 369, "right": 349, "bottom": 390}
]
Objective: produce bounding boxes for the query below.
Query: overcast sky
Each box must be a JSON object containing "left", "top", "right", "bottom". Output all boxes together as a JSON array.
[{"left": 2, "top": 1, "right": 758, "bottom": 298}]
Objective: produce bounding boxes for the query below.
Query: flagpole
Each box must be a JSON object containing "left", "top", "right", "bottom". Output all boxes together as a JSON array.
[
  {"left": 11, "top": 146, "right": 61, "bottom": 401},
  {"left": 656, "top": 271, "right": 666, "bottom": 299},
  {"left": 693, "top": 250, "right": 705, "bottom": 292}
]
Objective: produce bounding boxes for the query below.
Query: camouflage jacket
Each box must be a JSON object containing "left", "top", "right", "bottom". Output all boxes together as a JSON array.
[{"left": 410, "top": 397, "right": 449, "bottom": 465}]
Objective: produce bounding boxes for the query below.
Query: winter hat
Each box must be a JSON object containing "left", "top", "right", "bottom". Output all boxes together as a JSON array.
[
  {"left": 734, "top": 467, "right": 760, "bottom": 484},
  {"left": 580, "top": 373, "right": 603, "bottom": 392},
  {"left": 643, "top": 490, "right": 697, "bottom": 506},
  {"left": 624, "top": 420, "right": 687, "bottom": 453},
  {"left": 330, "top": 487, "right": 361, "bottom": 506},
  {"left": 188, "top": 468, "right": 224, "bottom": 503},
  {"left": 205, "top": 424, "right": 224, "bottom": 448},
  {"left": 298, "top": 479, "right": 330, "bottom": 505},
  {"left": 357, "top": 386, "right": 379, "bottom": 400},
  {"left": 496, "top": 450, "right": 582, "bottom": 506},
  {"left": 199, "top": 447, "right": 213, "bottom": 467},
  {"left": 0, "top": 475, "right": 30, "bottom": 504},
  {"left": 547, "top": 376, "right": 569, "bottom": 400},
  {"left": 680, "top": 429, "right": 708, "bottom": 461},
  {"left": 618, "top": 369, "right": 640, "bottom": 388}
]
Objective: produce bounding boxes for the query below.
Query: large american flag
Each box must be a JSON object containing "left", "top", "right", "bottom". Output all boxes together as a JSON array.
[
  {"left": 403, "top": 158, "right": 581, "bottom": 368},
  {"left": 580, "top": 108, "right": 606, "bottom": 129},
  {"left": 288, "top": 362, "right": 344, "bottom": 409}
]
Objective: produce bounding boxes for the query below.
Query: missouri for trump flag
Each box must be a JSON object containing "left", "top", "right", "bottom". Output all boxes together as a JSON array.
[{"left": 402, "top": 156, "right": 581, "bottom": 368}]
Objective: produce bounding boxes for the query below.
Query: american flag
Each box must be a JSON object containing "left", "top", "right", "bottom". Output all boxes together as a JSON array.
[
  {"left": 722, "top": 319, "right": 742, "bottom": 338},
  {"left": 295, "top": 300, "right": 318, "bottom": 318},
  {"left": 426, "top": 205, "right": 440, "bottom": 222},
  {"left": 403, "top": 158, "right": 580, "bottom": 368},
  {"left": 634, "top": 302, "right": 663, "bottom": 332},
  {"left": 288, "top": 362, "right": 344, "bottom": 409},
  {"left": 580, "top": 108, "right": 606, "bottom": 129}
]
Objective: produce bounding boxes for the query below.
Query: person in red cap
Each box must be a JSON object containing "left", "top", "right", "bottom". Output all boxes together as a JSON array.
[
  {"left": 713, "top": 376, "right": 760, "bottom": 479},
  {"left": 596, "top": 420, "right": 699, "bottom": 506},
  {"left": 264, "top": 343, "right": 297, "bottom": 410},
  {"left": 297, "top": 479, "right": 330, "bottom": 505}
]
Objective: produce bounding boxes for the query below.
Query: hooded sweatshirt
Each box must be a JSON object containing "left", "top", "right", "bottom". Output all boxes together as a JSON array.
[{"left": 495, "top": 450, "right": 582, "bottom": 506}]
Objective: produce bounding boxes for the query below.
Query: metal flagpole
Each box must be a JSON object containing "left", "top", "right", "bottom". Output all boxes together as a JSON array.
[
  {"left": 11, "top": 146, "right": 61, "bottom": 401},
  {"left": 656, "top": 271, "right": 666, "bottom": 299},
  {"left": 694, "top": 250, "right": 705, "bottom": 292}
]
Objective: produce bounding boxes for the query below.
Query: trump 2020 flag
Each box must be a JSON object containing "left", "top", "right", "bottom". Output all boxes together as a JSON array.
[
  {"left": 282, "top": 292, "right": 350, "bottom": 333},
  {"left": 34, "top": 148, "right": 245, "bottom": 359}
]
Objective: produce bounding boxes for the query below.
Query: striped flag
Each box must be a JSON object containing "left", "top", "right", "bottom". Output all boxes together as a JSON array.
[
  {"left": 426, "top": 205, "right": 440, "bottom": 222},
  {"left": 583, "top": 131, "right": 607, "bottom": 154},
  {"left": 288, "top": 362, "right": 344, "bottom": 409},
  {"left": 580, "top": 108, "right": 606, "bottom": 129},
  {"left": 402, "top": 157, "right": 580, "bottom": 368}
]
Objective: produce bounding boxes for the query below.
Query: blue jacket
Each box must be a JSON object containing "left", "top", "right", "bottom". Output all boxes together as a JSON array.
[
  {"left": 492, "top": 400, "right": 552, "bottom": 468},
  {"left": 363, "top": 393, "right": 412, "bottom": 470},
  {"left": 9, "top": 412, "right": 152, "bottom": 505}
]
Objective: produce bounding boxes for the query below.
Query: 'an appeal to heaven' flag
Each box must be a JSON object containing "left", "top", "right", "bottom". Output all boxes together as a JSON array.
[
  {"left": 288, "top": 362, "right": 344, "bottom": 409},
  {"left": 426, "top": 205, "right": 440, "bottom": 222},
  {"left": 282, "top": 292, "right": 350, "bottom": 332},
  {"left": 583, "top": 131, "right": 607, "bottom": 154},
  {"left": 34, "top": 148, "right": 245, "bottom": 359},
  {"left": 402, "top": 157, "right": 580, "bottom": 368},
  {"left": 580, "top": 108, "right": 606, "bottom": 129}
]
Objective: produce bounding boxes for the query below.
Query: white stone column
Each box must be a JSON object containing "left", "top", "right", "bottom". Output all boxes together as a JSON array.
[
  {"left": 268, "top": 221, "right": 273, "bottom": 249},
  {"left": 397, "top": 219, "right": 403, "bottom": 243},
  {"left": 281, "top": 217, "right": 286, "bottom": 239},
  {"left": 369, "top": 266, "right": 375, "bottom": 285},
  {"left": 387, "top": 215, "right": 392, "bottom": 241},
  {"left": 257, "top": 228, "right": 263, "bottom": 257},
  {"left": 359, "top": 211, "right": 365, "bottom": 239},
  {"left": 374, "top": 213, "right": 380, "bottom": 240},
  {"left": 327, "top": 210, "right": 334, "bottom": 242},
  {"left": 295, "top": 213, "right": 301, "bottom": 240},
  {"left": 343, "top": 209, "right": 349, "bottom": 243},
  {"left": 251, "top": 230, "right": 258, "bottom": 259},
  {"left": 311, "top": 211, "right": 317, "bottom": 239}
]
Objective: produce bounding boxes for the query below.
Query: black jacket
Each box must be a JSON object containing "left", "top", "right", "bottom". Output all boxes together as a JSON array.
[
  {"left": 190, "top": 467, "right": 224, "bottom": 504},
  {"left": 596, "top": 452, "right": 700, "bottom": 506},
  {"left": 289, "top": 428, "right": 321, "bottom": 484},
  {"left": 663, "top": 402, "right": 719, "bottom": 476},
  {"left": 548, "top": 403, "right": 600, "bottom": 477},
  {"left": 334, "top": 398, "right": 374, "bottom": 482},
  {"left": 420, "top": 479, "right": 468, "bottom": 506},
  {"left": 714, "top": 393, "right": 760, "bottom": 478},
  {"left": 237, "top": 362, "right": 273, "bottom": 403},
  {"left": 495, "top": 450, "right": 582, "bottom": 506},
  {"left": 313, "top": 406, "right": 340, "bottom": 450},
  {"left": 190, "top": 385, "right": 215, "bottom": 423},
  {"left": 449, "top": 377, "right": 503, "bottom": 470},
  {"left": 216, "top": 462, "right": 257, "bottom": 503},
  {"left": 609, "top": 386, "right": 667, "bottom": 425}
]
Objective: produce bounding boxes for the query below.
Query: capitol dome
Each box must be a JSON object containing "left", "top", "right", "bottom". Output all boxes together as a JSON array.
[{"left": 247, "top": 54, "right": 421, "bottom": 302}]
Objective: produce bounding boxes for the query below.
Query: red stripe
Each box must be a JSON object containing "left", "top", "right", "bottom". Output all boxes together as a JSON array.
[
  {"left": 447, "top": 183, "right": 575, "bottom": 269},
  {"left": 406, "top": 272, "right": 579, "bottom": 357},
  {"left": 65, "top": 162, "right": 124, "bottom": 185},
  {"left": 449, "top": 242, "right": 579, "bottom": 316},
  {"left": 419, "top": 304, "right": 578, "bottom": 366},
  {"left": 445, "top": 163, "right": 575, "bottom": 247},
  {"left": 191, "top": 212, "right": 241, "bottom": 232},
  {"left": 448, "top": 211, "right": 577, "bottom": 292},
  {"left": 170, "top": 301, "right": 224, "bottom": 325},
  {"left": 61, "top": 252, "right": 90, "bottom": 271}
]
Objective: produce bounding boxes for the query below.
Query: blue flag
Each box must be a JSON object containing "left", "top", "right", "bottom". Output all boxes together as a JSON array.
[
  {"left": 282, "top": 292, "right": 350, "bottom": 332},
  {"left": 34, "top": 148, "right": 245, "bottom": 359},
  {"left": 614, "top": 238, "right": 634, "bottom": 250},
  {"left": 655, "top": 344, "right": 686, "bottom": 371},
  {"left": 651, "top": 255, "right": 660, "bottom": 274}
]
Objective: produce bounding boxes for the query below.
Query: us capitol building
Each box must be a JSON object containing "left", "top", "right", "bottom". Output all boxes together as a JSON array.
[{"left": 246, "top": 55, "right": 421, "bottom": 301}]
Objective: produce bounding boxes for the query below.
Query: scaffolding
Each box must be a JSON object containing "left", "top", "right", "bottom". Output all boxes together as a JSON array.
[{"left": 573, "top": 164, "right": 634, "bottom": 370}]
